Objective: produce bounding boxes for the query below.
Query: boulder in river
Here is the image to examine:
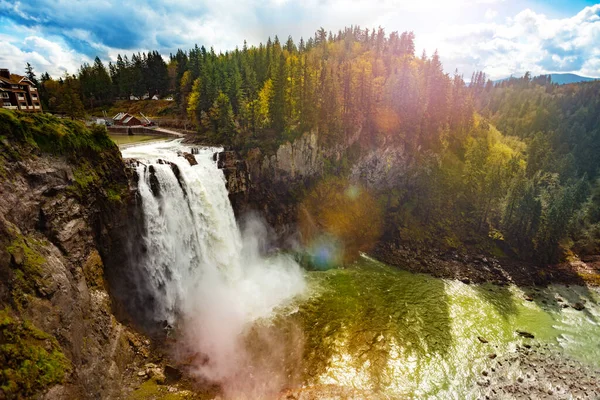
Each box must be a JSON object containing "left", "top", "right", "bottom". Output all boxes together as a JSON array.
[
  {"left": 164, "top": 365, "right": 183, "bottom": 382},
  {"left": 516, "top": 330, "right": 535, "bottom": 339},
  {"left": 181, "top": 152, "right": 198, "bottom": 166},
  {"left": 477, "top": 336, "right": 489, "bottom": 343},
  {"left": 572, "top": 302, "right": 585, "bottom": 311}
]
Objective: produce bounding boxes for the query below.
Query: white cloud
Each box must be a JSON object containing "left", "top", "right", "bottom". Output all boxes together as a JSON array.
[
  {"left": 1, "top": 0, "right": 598, "bottom": 81},
  {"left": 484, "top": 9, "right": 498, "bottom": 20},
  {"left": 0, "top": 34, "right": 89, "bottom": 77},
  {"left": 421, "top": 4, "right": 600, "bottom": 80}
]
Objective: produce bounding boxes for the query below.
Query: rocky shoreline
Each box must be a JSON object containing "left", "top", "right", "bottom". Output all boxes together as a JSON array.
[
  {"left": 210, "top": 144, "right": 600, "bottom": 290},
  {"left": 371, "top": 242, "right": 600, "bottom": 287},
  {"left": 478, "top": 342, "right": 600, "bottom": 399}
]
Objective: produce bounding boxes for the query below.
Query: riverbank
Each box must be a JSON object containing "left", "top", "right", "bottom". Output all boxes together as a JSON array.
[
  {"left": 371, "top": 242, "right": 600, "bottom": 288},
  {"left": 480, "top": 342, "right": 600, "bottom": 398}
]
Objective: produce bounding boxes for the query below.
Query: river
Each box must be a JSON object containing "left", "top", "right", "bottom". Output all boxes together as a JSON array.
[
  {"left": 121, "top": 140, "right": 600, "bottom": 399},
  {"left": 287, "top": 256, "right": 600, "bottom": 398},
  {"left": 108, "top": 133, "right": 171, "bottom": 147}
]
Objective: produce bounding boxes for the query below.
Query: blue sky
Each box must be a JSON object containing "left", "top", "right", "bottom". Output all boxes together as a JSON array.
[{"left": 0, "top": 0, "right": 599, "bottom": 80}]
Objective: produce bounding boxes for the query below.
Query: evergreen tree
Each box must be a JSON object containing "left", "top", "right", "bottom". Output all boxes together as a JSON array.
[
  {"left": 24, "top": 63, "right": 39, "bottom": 86},
  {"left": 59, "top": 73, "right": 85, "bottom": 120}
]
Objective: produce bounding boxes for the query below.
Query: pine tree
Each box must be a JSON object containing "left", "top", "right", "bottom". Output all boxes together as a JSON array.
[
  {"left": 59, "top": 73, "right": 85, "bottom": 120},
  {"left": 24, "top": 63, "right": 39, "bottom": 86}
]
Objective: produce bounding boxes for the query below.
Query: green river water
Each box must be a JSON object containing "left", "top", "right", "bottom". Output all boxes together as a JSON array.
[
  {"left": 109, "top": 133, "right": 170, "bottom": 146},
  {"left": 285, "top": 255, "right": 600, "bottom": 398}
]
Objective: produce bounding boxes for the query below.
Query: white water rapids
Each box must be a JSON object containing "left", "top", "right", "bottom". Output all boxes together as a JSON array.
[{"left": 121, "top": 140, "right": 306, "bottom": 397}]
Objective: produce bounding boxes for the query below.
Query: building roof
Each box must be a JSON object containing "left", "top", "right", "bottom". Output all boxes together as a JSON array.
[
  {"left": 15, "top": 75, "right": 34, "bottom": 85},
  {"left": 113, "top": 112, "right": 140, "bottom": 124},
  {"left": 113, "top": 112, "right": 128, "bottom": 121},
  {"left": 123, "top": 116, "right": 140, "bottom": 124},
  {"left": 0, "top": 73, "right": 33, "bottom": 86}
]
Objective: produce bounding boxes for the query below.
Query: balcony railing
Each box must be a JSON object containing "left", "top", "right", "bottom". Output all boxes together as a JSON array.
[
  {"left": 34, "top": 105, "right": 41, "bottom": 109},
  {"left": 2, "top": 105, "right": 18, "bottom": 110}
]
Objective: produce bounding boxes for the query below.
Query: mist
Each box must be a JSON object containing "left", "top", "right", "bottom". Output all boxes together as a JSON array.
[
  {"left": 176, "top": 213, "right": 306, "bottom": 398},
  {"left": 122, "top": 141, "right": 306, "bottom": 398}
]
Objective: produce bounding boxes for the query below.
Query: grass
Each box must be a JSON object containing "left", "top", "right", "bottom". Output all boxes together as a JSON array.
[
  {"left": 0, "top": 110, "right": 130, "bottom": 203},
  {"left": 72, "top": 161, "right": 99, "bottom": 192},
  {"left": 0, "top": 308, "right": 71, "bottom": 398},
  {"left": 6, "top": 233, "right": 47, "bottom": 310},
  {"left": 0, "top": 109, "right": 115, "bottom": 157},
  {"left": 106, "top": 188, "right": 122, "bottom": 202},
  {"left": 128, "top": 379, "right": 200, "bottom": 400}
]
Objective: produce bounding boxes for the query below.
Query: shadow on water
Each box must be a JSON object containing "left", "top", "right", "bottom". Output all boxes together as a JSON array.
[
  {"left": 525, "top": 284, "right": 600, "bottom": 325},
  {"left": 472, "top": 283, "right": 519, "bottom": 320},
  {"left": 496, "top": 259, "right": 598, "bottom": 315},
  {"left": 292, "top": 258, "right": 452, "bottom": 391},
  {"left": 470, "top": 258, "right": 599, "bottom": 321}
]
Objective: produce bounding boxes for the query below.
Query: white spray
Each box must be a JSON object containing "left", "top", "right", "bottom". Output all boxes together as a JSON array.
[{"left": 122, "top": 140, "right": 306, "bottom": 398}]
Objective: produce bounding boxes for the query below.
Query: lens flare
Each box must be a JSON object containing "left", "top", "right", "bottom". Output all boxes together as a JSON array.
[{"left": 299, "top": 177, "right": 383, "bottom": 265}]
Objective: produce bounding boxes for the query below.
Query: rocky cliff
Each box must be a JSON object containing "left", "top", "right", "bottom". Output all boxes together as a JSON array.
[
  {"left": 0, "top": 111, "right": 146, "bottom": 399},
  {"left": 216, "top": 132, "right": 327, "bottom": 242},
  {"left": 217, "top": 130, "right": 412, "bottom": 244}
]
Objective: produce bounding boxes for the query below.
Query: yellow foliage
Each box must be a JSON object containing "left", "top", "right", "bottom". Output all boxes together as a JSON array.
[
  {"left": 254, "top": 79, "right": 273, "bottom": 130},
  {"left": 186, "top": 78, "right": 201, "bottom": 123}
]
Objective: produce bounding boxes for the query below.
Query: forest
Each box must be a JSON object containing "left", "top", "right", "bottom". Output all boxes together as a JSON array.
[{"left": 28, "top": 26, "right": 600, "bottom": 264}]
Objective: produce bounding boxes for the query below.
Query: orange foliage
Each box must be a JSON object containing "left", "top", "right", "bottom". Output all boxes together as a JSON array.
[
  {"left": 299, "top": 177, "right": 384, "bottom": 264},
  {"left": 374, "top": 107, "right": 401, "bottom": 136}
]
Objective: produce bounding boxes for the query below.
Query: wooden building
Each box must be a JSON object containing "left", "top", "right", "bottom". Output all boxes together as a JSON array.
[
  {"left": 112, "top": 112, "right": 142, "bottom": 126},
  {"left": 0, "top": 69, "right": 42, "bottom": 112}
]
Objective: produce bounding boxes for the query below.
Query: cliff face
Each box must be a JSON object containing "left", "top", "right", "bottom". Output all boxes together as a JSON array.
[
  {"left": 217, "top": 130, "right": 411, "bottom": 243},
  {"left": 0, "top": 111, "right": 144, "bottom": 399},
  {"left": 217, "top": 132, "right": 326, "bottom": 240}
]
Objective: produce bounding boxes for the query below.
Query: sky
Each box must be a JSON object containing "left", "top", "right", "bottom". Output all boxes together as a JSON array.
[{"left": 0, "top": 0, "right": 599, "bottom": 80}]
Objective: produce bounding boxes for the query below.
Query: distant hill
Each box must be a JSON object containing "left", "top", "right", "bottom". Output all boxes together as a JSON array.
[
  {"left": 549, "top": 73, "right": 598, "bottom": 84},
  {"left": 494, "top": 73, "right": 598, "bottom": 85}
]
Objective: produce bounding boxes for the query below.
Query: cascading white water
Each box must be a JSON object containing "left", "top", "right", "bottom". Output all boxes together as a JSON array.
[{"left": 122, "top": 140, "right": 306, "bottom": 397}]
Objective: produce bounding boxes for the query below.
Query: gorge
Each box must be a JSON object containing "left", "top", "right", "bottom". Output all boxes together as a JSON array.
[
  {"left": 109, "top": 136, "right": 600, "bottom": 399},
  {"left": 1, "top": 109, "right": 599, "bottom": 399}
]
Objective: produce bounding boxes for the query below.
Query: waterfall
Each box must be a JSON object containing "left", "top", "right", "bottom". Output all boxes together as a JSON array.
[{"left": 122, "top": 140, "right": 306, "bottom": 397}]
